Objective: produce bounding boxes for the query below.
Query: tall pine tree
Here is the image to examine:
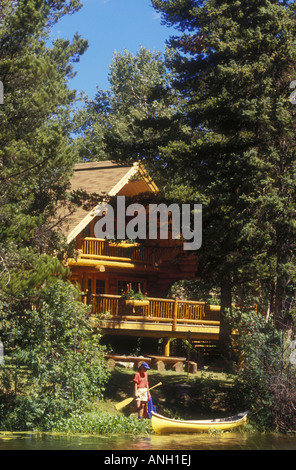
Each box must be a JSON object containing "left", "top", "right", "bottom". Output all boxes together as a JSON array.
[
  {"left": 151, "top": 0, "right": 296, "bottom": 336},
  {"left": 0, "top": 0, "right": 87, "bottom": 292}
]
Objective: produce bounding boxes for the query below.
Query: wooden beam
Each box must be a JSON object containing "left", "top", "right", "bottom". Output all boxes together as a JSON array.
[
  {"left": 96, "top": 319, "right": 219, "bottom": 335},
  {"left": 77, "top": 253, "right": 152, "bottom": 265},
  {"left": 98, "top": 327, "right": 219, "bottom": 341},
  {"left": 94, "top": 314, "right": 219, "bottom": 326},
  {"left": 67, "top": 258, "right": 155, "bottom": 271}
]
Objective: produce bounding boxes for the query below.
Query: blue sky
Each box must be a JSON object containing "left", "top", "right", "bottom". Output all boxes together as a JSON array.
[{"left": 50, "top": 0, "right": 174, "bottom": 99}]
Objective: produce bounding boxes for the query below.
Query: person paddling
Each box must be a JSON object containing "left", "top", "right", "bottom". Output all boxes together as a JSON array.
[{"left": 133, "top": 362, "right": 151, "bottom": 419}]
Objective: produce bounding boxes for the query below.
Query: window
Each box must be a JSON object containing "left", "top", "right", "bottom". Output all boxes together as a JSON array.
[
  {"left": 86, "top": 278, "right": 105, "bottom": 304},
  {"left": 96, "top": 279, "right": 105, "bottom": 295}
]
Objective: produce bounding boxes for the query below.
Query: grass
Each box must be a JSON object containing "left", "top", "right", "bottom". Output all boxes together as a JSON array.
[{"left": 101, "top": 366, "right": 241, "bottom": 421}]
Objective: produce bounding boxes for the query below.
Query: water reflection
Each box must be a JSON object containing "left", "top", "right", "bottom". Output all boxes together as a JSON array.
[{"left": 0, "top": 431, "right": 296, "bottom": 450}]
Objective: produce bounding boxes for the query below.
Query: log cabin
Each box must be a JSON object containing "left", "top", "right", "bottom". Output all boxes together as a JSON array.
[{"left": 64, "top": 160, "right": 220, "bottom": 357}]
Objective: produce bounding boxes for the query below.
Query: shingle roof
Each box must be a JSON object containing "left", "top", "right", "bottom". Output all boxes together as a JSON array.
[
  {"left": 64, "top": 160, "right": 158, "bottom": 243},
  {"left": 70, "top": 161, "right": 135, "bottom": 196}
]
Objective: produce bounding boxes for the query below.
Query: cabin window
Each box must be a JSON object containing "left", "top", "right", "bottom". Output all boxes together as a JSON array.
[
  {"left": 87, "top": 278, "right": 105, "bottom": 295},
  {"left": 96, "top": 279, "right": 105, "bottom": 294},
  {"left": 85, "top": 278, "right": 105, "bottom": 303}
]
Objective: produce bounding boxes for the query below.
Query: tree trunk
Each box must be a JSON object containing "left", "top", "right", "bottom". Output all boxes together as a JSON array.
[
  {"left": 273, "top": 242, "right": 292, "bottom": 329},
  {"left": 274, "top": 277, "right": 291, "bottom": 330},
  {"left": 219, "top": 277, "right": 233, "bottom": 362}
]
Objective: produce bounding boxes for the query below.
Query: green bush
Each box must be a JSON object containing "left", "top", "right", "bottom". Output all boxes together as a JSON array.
[
  {"left": 46, "top": 410, "right": 152, "bottom": 435},
  {"left": 231, "top": 308, "right": 296, "bottom": 432},
  {"left": 0, "top": 280, "right": 110, "bottom": 430}
]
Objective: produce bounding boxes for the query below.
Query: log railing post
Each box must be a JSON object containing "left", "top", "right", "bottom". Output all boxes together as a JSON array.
[{"left": 172, "top": 297, "right": 178, "bottom": 331}]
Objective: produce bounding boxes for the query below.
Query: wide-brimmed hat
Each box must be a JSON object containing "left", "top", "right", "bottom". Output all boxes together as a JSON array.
[{"left": 140, "top": 362, "right": 150, "bottom": 369}]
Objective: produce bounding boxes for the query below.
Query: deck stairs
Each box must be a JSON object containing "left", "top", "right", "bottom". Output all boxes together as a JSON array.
[{"left": 192, "top": 339, "right": 221, "bottom": 362}]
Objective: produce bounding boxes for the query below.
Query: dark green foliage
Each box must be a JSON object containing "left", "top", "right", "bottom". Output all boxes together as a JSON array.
[
  {"left": 0, "top": 0, "right": 88, "bottom": 286},
  {"left": 0, "top": 0, "right": 88, "bottom": 259},
  {"left": 0, "top": 280, "right": 110, "bottom": 430},
  {"left": 231, "top": 308, "right": 296, "bottom": 432}
]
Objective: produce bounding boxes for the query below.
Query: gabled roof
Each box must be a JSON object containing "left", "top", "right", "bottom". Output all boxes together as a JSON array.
[{"left": 65, "top": 160, "right": 158, "bottom": 243}]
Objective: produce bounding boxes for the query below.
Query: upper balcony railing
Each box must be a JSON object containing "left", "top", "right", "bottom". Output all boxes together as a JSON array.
[{"left": 77, "top": 237, "right": 155, "bottom": 265}]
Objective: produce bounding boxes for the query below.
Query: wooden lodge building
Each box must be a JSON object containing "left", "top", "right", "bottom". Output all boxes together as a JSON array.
[{"left": 64, "top": 161, "right": 220, "bottom": 360}]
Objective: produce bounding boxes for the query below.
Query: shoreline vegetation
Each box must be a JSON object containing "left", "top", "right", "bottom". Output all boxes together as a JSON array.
[
  {"left": 0, "top": 366, "right": 247, "bottom": 436},
  {"left": 33, "top": 368, "right": 251, "bottom": 436}
]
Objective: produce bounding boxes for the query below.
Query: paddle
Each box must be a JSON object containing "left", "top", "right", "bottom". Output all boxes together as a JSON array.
[{"left": 115, "top": 381, "right": 162, "bottom": 410}]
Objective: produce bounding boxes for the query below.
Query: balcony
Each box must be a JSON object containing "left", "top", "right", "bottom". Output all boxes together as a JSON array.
[
  {"left": 89, "top": 294, "right": 220, "bottom": 341},
  {"left": 68, "top": 237, "right": 156, "bottom": 270}
]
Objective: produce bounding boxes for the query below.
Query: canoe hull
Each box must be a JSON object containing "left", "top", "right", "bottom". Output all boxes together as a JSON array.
[{"left": 151, "top": 411, "right": 248, "bottom": 434}]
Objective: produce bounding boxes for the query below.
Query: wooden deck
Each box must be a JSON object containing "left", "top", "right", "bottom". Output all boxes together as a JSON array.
[{"left": 90, "top": 294, "right": 220, "bottom": 341}]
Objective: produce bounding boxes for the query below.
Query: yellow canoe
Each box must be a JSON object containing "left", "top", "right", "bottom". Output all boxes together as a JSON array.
[{"left": 151, "top": 411, "right": 248, "bottom": 434}]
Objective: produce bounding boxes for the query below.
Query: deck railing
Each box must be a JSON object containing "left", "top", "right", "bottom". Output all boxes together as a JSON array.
[
  {"left": 78, "top": 238, "right": 154, "bottom": 264},
  {"left": 91, "top": 294, "right": 219, "bottom": 330}
]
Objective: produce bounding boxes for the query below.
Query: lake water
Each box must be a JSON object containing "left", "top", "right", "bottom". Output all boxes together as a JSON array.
[{"left": 0, "top": 431, "right": 296, "bottom": 451}]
